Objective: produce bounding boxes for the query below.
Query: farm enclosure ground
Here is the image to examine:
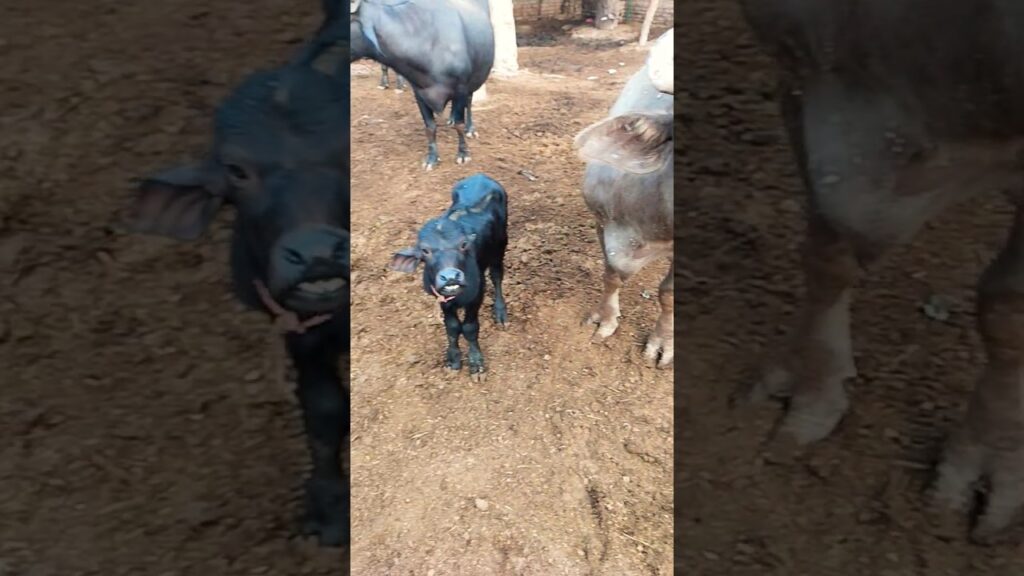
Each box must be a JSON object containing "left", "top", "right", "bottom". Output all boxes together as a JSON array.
[{"left": 349, "top": 21, "right": 674, "bottom": 576}]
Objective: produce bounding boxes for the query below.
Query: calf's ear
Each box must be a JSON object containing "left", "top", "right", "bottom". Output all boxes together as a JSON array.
[
  {"left": 126, "top": 164, "right": 226, "bottom": 241},
  {"left": 574, "top": 112, "right": 673, "bottom": 175},
  {"left": 389, "top": 247, "right": 422, "bottom": 273}
]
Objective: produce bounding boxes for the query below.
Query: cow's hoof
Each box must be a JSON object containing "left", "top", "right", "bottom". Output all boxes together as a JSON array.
[
  {"left": 466, "top": 130, "right": 478, "bottom": 139},
  {"left": 930, "top": 432, "right": 1024, "bottom": 544},
  {"left": 456, "top": 152, "right": 471, "bottom": 165},
  {"left": 469, "top": 369, "right": 487, "bottom": 383},
  {"left": 377, "top": 85, "right": 387, "bottom": 90},
  {"left": 394, "top": 88, "right": 404, "bottom": 94},
  {"left": 423, "top": 154, "right": 439, "bottom": 170},
  {"left": 643, "top": 335, "right": 673, "bottom": 368},
  {"left": 446, "top": 117, "right": 455, "bottom": 127}
]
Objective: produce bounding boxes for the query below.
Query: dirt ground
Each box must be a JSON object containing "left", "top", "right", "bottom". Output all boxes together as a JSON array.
[
  {"left": 679, "top": 1, "right": 1024, "bottom": 575},
  {"left": 0, "top": 1, "right": 347, "bottom": 574},
  {"left": 349, "top": 22, "right": 674, "bottom": 576}
]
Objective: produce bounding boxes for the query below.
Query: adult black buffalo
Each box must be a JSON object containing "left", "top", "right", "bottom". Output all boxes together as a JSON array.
[
  {"left": 350, "top": 0, "right": 495, "bottom": 169},
  {"left": 124, "top": 7, "right": 350, "bottom": 547}
]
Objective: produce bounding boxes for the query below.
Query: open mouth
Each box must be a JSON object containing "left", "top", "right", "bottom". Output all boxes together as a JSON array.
[
  {"left": 284, "top": 277, "right": 348, "bottom": 313},
  {"left": 438, "top": 284, "right": 462, "bottom": 296}
]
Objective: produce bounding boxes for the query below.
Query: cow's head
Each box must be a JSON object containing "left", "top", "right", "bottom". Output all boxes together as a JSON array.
[{"left": 126, "top": 65, "right": 350, "bottom": 321}]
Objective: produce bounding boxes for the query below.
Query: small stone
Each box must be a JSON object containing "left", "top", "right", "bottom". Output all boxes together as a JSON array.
[{"left": 474, "top": 498, "right": 489, "bottom": 511}]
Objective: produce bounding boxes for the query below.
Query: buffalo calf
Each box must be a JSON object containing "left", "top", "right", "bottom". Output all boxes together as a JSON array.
[
  {"left": 574, "top": 29, "right": 675, "bottom": 368},
  {"left": 125, "top": 7, "right": 350, "bottom": 547},
  {"left": 389, "top": 174, "right": 509, "bottom": 380}
]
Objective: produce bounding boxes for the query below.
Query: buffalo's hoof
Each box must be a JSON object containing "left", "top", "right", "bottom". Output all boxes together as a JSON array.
[
  {"left": 445, "top": 348, "right": 462, "bottom": 371},
  {"left": 643, "top": 334, "right": 673, "bottom": 368},
  {"left": 492, "top": 304, "right": 508, "bottom": 328},
  {"left": 584, "top": 309, "right": 619, "bottom": 340},
  {"left": 930, "top": 429, "right": 1024, "bottom": 544},
  {"left": 301, "top": 479, "right": 348, "bottom": 547}
]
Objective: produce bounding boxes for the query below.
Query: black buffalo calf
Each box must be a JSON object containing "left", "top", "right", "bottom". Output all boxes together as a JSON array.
[
  {"left": 124, "top": 5, "right": 350, "bottom": 547},
  {"left": 390, "top": 174, "right": 508, "bottom": 380}
]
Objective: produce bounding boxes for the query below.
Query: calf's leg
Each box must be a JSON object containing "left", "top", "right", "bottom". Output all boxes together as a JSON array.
[
  {"left": 442, "top": 305, "right": 463, "bottom": 370},
  {"left": 643, "top": 261, "right": 674, "bottom": 368},
  {"left": 462, "top": 296, "right": 487, "bottom": 381},
  {"left": 489, "top": 254, "right": 508, "bottom": 327},
  {"left": 414, "top": 92, "right": 440, "bottom": 170},
  {"left": 932, "top": 201, "right": 1024, "bottom": 543},
  {"left": 286, "top": 325, "right": 348, "bottom": 547}
]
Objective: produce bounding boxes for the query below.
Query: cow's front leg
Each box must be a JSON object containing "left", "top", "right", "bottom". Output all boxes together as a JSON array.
[
  {"left": 442, "top": 305, "right": 463, "bottom": 371},
  {"left": 286, "top": 326, "right": 348, "bottom": 547},
  {"left": 644, "top": 261, "right": 674, "bottom": 368},
  {"left": 932, "top": 203, "right": 1024, "bottom": 543},
  {"left": 414, "top": 93, "right": 440, "bottom": 170},
  {"left": 462, "top": 298, "right": 486, "bottom": 381}
]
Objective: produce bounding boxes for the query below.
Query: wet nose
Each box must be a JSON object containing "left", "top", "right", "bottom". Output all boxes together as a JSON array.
[
  {"left": 270, "top": 227, "right": 348, "bottom": 287},
  {"left": 436, "top": 267, "right": 464, "bottom": 287}
]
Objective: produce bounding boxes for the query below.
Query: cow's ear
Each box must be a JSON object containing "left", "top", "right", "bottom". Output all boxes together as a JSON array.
[
  {"left": 389, "top": 247, "right": 422, "bottom": 273},
  {"left": 126, "top": 164, "right": 226, "bottom": 241},
  {"left": 574, "top": 112, "right": 673, "bottom": 175}
]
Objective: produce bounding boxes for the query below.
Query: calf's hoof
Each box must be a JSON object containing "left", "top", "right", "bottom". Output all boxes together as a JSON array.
[
  {"left": 445, "top": 348, "right": 462, "bottom": 371},
  {"left": 301, "top": 478, "right": 348, "bottom": 547},
  {"left": 930, "top": 431, "right": 1024, "bottom": 544},
  {"left": 492, "top": 304, "right": 508, "bottom": 327},
  {"left": 643, "top": 334, "right": 673, "bottom": 368}
]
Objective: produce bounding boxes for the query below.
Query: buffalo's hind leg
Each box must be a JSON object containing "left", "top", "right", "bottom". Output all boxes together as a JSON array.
[
  {"left": 286, "top": 328, "right": 348, "bottom": 547},
  {"left": 450, "top": 93, "right": 472, "bottom": 165},
  {"left": 414, "top": 92, "right": 440, "bottom": 170},
  {"left": 644, "top": 261, "right": 674, "bottom": 368},
  {"left": 489, "top": 252, "right": 508, "bottom": 327},
  {"left": 931, "top": 200, "right": 1024, "bottom": 543}
]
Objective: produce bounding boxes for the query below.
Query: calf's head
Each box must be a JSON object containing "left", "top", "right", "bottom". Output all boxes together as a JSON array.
[
  {"left": 127, "top": 67, "right": 350, "bottom": 320},
  {"left": 389, "top": 218, "right": 478, "bottom": 301}
]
